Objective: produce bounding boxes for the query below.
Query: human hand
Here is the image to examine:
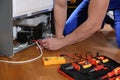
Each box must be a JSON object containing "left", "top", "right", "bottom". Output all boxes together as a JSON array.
[
  {"left": 37, "top": 38, "right": 65, "bottom": 50},
  {"left": 55, "top": 35, "right": 64, "bottom": 38}
]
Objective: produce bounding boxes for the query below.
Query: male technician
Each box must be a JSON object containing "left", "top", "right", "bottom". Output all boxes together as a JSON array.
[{"left": 39, "top": 0, "right": 120, "bottom": 50}]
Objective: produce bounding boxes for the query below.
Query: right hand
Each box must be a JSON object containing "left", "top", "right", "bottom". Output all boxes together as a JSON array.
[{"left": 37, "top": 37, "right": 65, "bottom": 50}]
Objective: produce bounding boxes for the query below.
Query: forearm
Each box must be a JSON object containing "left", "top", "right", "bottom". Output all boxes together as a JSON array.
[
  {"left": 54, "top": 0, "right": 67, "bottom": 38},
  {"left": 62, "top": 20, "right": 101, "bottom": 46},
  {"left": 62, "top": 0, "right": 110, "bottom": 47}
]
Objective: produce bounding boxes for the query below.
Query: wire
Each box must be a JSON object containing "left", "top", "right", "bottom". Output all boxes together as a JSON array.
[
  {"left": 0, "top": 41, "right": 43, "bottom": 64},
  {"left": 13, "top": 43, "right": 28, "bottom": 51}
]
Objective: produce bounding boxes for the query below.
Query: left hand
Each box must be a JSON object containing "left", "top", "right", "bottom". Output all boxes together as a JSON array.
[{"left": 37, "top": 38, "right": 65, "bottom": 50}]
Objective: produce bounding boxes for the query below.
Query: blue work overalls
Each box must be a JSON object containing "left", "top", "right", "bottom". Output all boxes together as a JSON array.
[{"left": 64, "top": 0, "right": 120, "bottom": 48}]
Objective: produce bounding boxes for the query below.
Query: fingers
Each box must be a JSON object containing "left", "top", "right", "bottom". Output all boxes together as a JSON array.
[
  {"left": 38, "top": 39, "right": 49, "bottom": 49},
  {"left": 42, "top": 42, "right": 49, "bottom": 49},
  {"left": 37, "top": 39, "right": 46, "bottom": 45},
  {"left": 36, "top": 40, "right": 42, "bottom": 44}
]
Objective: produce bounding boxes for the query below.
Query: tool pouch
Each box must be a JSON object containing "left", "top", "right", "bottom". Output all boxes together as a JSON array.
[{"left": 58, "top": 56, "right": 120, "bottom": 80}]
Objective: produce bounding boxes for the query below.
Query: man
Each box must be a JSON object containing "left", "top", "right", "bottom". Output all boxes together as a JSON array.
[{"left": 39, "top": 0, "right": 120, "bottom": 50}]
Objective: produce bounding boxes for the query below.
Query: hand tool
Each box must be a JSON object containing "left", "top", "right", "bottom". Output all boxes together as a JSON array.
[
  {"left": 108, "top": 75, "right": 120, "bottom": 80},
  {"left": 89, "top": 64, "right": 108, "bottom": 72},
  {"left": 102, "top": 67, "right": 120, "bottom": 79}
]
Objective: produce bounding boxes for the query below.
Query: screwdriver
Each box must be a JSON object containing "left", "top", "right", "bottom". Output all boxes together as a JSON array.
[
  {"left": 102, "top": 67, "right": 120, "bottom": 79},
  {"left": 89, "top": 64, "right": 108, "bottom": 72},
  {"left": 65, "top": 62, "right": 92, "bottom": 71},
  {"left": 108, "top": 75, "right": 120, "bottom": 80}
]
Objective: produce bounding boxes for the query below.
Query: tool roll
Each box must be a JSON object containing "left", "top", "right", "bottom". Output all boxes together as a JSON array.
[{"left": 58, "top": 55, "right": 120, "bottom": 80}]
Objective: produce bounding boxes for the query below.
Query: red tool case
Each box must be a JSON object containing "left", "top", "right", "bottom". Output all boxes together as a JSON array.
[{"left": 58, "top": 56, "right": 120, "bottom": 80}]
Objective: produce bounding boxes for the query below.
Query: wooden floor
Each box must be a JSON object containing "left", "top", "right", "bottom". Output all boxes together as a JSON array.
[{"left": 0, "top": 24, "right": 120, "bottom": 80}]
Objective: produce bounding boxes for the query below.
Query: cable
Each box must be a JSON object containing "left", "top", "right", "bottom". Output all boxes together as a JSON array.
[
  {"left": 0, "top": 41, "right": 43, "bottom": 64},
  {"left": 13, "top": 43, "right": 28, "bottom": 51}
]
